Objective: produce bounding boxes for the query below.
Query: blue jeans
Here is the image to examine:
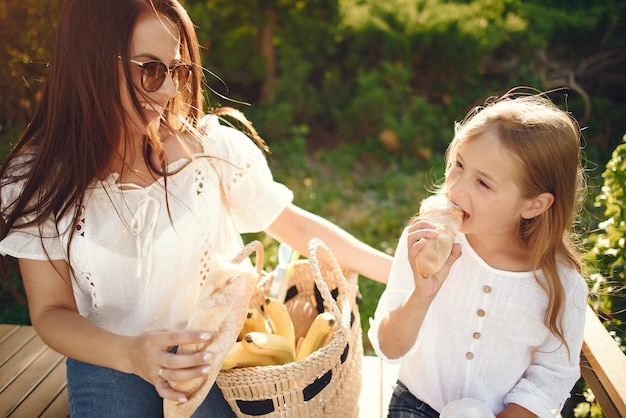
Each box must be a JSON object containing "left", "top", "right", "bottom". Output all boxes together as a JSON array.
[
  {"left": 388, "top": 380, "right": 439, "bottom": 418},
  {"left": 67, "top": 358, "right": 236, "bottom": 417}
]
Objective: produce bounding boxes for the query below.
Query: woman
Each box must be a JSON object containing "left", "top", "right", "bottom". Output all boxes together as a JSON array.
[{"left": 0, "top": 0, "right": 392, "bottom": 416}]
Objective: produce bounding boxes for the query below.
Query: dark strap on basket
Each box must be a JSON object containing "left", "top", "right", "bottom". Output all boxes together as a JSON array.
[
  {"left": 284, "top": 284, "right": 299, "bottom": 302},
  {"left": 235, "top": 398, "right": 274, "bottom": 416},
  {"left": 284, "top": 284, "right": 360, "bottom": 328},
  {"left": 313, "top": 285, "right": 339, "bottom": 314},
  {"left": 303, "top": 369, "right": 332, "bottom": 401},
  {"left": 233, "top": 343, "right": 351, "bottom": 416}
]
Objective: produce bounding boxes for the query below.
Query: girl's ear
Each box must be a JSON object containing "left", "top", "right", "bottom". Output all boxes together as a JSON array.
[{"left": 521, "top": 192, "right": 554, "bottom": 219}]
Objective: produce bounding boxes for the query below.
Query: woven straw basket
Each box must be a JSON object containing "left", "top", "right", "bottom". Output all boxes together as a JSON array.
[{"left": 216, "top": 238, "right": 363, "bottom": 418}]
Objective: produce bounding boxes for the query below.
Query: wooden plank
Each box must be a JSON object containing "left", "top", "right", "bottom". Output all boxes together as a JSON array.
[
  {"left": 380, "top": 358, "right": 400, "bottom": 415},
  {"left": 9, "top": 358, "right": 67, "bottom": 418},
  {"left": 0, "top": 326, "right": 37, "bottom": 368},
  {"left": 358, "top": 356, "right": 400, "bottom": 417},
  {"left": 359, "top": 356, "right": 382, "bottom": 417},
  {"left": 40, "top": 387, "right": 69, "bottom": 418},
  {"left": 0, "top": 331, "right": 49, "bottom": 391},
  {"left": 581, "top": 305, "right": 626, "bottom": 417},
  {"left": 0, "top": 346, "right": 65, "bottom": 417},
  {"left": 0, "top": 324, "right": 20, "bottom": 341},
  {"left": 581, "top": 356, "right": 620, "bottom": 418}
]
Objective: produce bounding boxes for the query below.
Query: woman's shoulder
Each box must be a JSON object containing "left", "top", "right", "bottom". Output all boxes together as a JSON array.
[
  {"left": 193, "top": 114, "right": 268, "bottom": 169},
  {"left": 198, "top": 115, "right": 260, "bottom": 150}
]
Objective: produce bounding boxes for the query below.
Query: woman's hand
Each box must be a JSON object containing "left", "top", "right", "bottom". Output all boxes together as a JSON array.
[
  {"left": 406, "top": 217, "right": 461, "bottom": 300},
  {"left": 126, "top": 329, "right": 214, "bottom": 402}
]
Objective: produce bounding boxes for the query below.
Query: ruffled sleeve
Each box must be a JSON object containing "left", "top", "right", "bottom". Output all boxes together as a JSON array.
[
  {"left": 198, "top": 114, "right": 293, "bottom": 233},
  {"left": 0, "top": 154, "right": 66, "bottom": 260}
]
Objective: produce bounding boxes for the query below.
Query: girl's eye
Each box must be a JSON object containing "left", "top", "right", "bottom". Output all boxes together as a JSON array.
[
  {"left": 455, "top": 160, "right": 463, "bottom": 169},
  {"left": 478, "top": 179, "right": 490, "bottom": 189}
]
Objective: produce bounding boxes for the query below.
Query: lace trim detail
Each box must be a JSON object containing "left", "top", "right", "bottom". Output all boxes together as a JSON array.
[
  {"left": 194, "top": 167, "right": 212, "bottom": 287},
  {"left": 73, "top": 205, "right": 99, "bottom": 315},
  {"left": 225, "top": 162, "right": 250, "bottom": 191},
  {"left": 75, "top": 205, "right": 86, "bottom": 237}
]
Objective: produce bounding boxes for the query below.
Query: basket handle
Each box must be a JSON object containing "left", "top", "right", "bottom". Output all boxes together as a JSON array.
[
  {"left": 231, "top": 240, "right": 264, "bottom": 275},
  {"left": 307, "top": 238, "right": 351, "bottom": 332}
]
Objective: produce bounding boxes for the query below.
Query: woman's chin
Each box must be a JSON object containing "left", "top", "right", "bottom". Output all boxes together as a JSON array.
[{"left": 145, "top": 115, "right": 163, "bottom": 133}]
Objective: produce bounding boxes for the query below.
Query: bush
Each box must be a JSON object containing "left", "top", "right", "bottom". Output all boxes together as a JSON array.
[
  {"left": 0, "top": 0, "right": 62, "bottom": 137},
  {"left": 585, "top": 134, "right": 626, "bottom": 352}
]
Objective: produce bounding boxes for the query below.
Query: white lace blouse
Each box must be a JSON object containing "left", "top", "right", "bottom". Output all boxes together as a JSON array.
[
  {"left": 0, "top": 115, "right": 293, "bottom": 336},
  {"left": 368, "top": 229, "right": 588, "bottom": 417}
]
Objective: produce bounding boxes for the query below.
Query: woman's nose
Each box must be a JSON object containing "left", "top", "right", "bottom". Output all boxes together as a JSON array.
[{"left": 159, "top": 73, "right": 178, "bottom": 98}]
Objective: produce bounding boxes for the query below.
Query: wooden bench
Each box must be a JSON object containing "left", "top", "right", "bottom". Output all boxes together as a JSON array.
[
  {"left": 0, "top": 324, "right": 68, "bottom": 417},
  {"left": 2, "top": 305, "right": 625, "bottom": 418},
  {"left": 358, "top": 355, "right": 399, "bottom": 417},
  {"left": 579, "top": 305, "right": 626, "bottom": 417}
]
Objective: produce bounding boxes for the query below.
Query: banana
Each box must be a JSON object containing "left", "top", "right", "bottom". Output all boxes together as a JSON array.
[
  {"left": 295, "top": 311, "right": 337, "bottom": 361},
  {"left": 221, "top": 341, "right": 278, "bottom": 370},
  {"left": 238, "top": 308, "right": 271, "bottom": 341},
  {"left": 263, "top": 297, "right": 296, "bottom": 350},
  {"left": 241, "top": 331, "right": 295, "bottom": 364},
  {"left": 295, "top": 336, "right": 305, "bottom": 355}
]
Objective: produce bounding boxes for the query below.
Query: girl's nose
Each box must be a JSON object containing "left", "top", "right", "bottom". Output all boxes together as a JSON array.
[{"left": 446, "top": 175, "right": 465, "bottom": 199}]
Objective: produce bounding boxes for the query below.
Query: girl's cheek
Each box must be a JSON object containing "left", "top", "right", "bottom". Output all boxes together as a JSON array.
[{"left": 445, "top": 173, "right": 457, "bottom": 189}]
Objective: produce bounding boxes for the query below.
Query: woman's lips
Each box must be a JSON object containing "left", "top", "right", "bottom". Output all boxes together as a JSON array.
[{"left": 141, "top": 102, "right": 163, "bottom": 118}]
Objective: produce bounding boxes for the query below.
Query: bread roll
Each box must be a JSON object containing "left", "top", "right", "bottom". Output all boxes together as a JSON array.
[
  {"left": 413, "top": 195, "right": 463, "bottom": 278},
  {"left": 163, "top": 253, "right": 258, "bottom": 418}
]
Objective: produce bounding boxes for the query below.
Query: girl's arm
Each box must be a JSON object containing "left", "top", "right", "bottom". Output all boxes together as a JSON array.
[
  {"left": 376, "top": 285, "right": 433, "bottom": 358},
  {"left": 19, "top": 258, "right": 214, "bottom": 402},
  {"left": 375, "top": 219, "right": 461, "bottom": 358},
  {"left": 265, "top": 204, "right": 392, "bottom": 283}
]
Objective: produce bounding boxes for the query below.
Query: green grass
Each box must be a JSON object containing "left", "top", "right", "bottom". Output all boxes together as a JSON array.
[{"left": 265, "top": 138, "right": 445, "bottom": 354}]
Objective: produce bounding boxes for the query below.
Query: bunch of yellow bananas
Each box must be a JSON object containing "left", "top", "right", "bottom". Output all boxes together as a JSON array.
[{"left": 221, "top": 297, "right": 338, "bottom": 370}]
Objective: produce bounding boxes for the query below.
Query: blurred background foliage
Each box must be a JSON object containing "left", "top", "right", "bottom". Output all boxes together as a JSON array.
[{"left": 1, "top": 1, "right": 625, "bottom": 415}]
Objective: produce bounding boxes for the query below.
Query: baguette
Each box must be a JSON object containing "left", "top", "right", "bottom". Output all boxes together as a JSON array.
[
  {"left": 413, "top": 195, "right": 463, "bottom": 278},
  {"left": 163, "top": 252, "right": 259, "bottom": 418}
]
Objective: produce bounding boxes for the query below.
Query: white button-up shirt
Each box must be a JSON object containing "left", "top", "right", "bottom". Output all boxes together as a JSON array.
[{"left": 368, "top": 229, "right": 587, "bottom": 417}]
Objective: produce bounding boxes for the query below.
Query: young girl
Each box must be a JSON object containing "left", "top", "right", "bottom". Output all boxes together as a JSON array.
[
  {"left": 368, "top": 93, "right": 588, "bottom": 418},
  {"left": 0, "top": 0, "right": 391, "bottom": 416}
]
